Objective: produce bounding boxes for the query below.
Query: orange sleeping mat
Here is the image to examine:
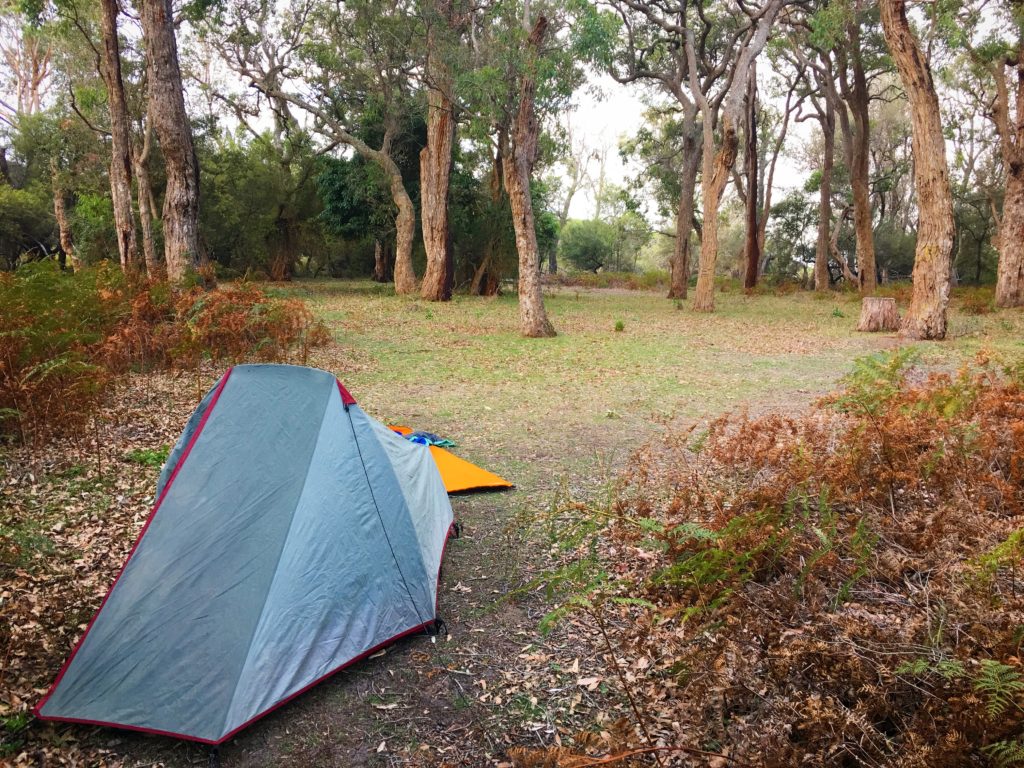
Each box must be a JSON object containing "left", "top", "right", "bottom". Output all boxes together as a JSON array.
[{"left": 389, "top": 426, "right": 513, "bottom": 494}]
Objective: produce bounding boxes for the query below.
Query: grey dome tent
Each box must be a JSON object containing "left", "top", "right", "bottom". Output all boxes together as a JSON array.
[{"left": 34, "top": 364, "right": 454, "bottom": 744}]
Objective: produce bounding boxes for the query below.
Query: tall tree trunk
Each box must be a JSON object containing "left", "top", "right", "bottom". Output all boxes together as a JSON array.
[
  {"left": 50, "top": 159, "right": 76, "bottom": 270},
  {"left": 843, "top": 28, "right": 877, "bottom": 295},
  {"left": 692, "top": 115, "right": 739, "bottom": 312},
  {"left": 99, "top": 0, "right": 139, "bottom": 272},
  {"left": 815, "top": 103, "right": 835, "bottom": 292},
  {"left": 419, "top": 25, "right": 455, "bottom": 302},
  {"left": 992, "top": 49, "right": 1024, "bottom": 308},
  {"left": 138, "top": 0, "right": 201, "bottom": 284},
  {"left": 668, "top": 120, "right": 700, "bottom": 299},
  {"left": 504, "top": 15, "right": 555, "bottom": 338},
  {"left": 742, "top": 66, "right": 760, "bottom": 291},
  {"left": 686, "top": 1, "right": 780, "bottom": 311},
  {"left": 391, "top": 173, "right": 418, "bottom": 295},
  {"left": 880, "top": 0, "right": 953, "bottom": 340},
  {"left": 473, "top": 135, "right": 506, "bottom": 296},
  {"left": 134, "top": 115, "right": 159, "bottom": 275},
  {"left": 996, "top": 170, "right": 1024, "bottom": 306},
  {"left": 850, "top": 127, "right": 875, "bottom": 293},
  {"left": 372, "top": 239, "right": 390, "bottom": 282}
]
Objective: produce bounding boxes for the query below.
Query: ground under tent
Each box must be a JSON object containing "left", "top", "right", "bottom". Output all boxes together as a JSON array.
[{"left": 35, "top": 364, "right": 456, "bottom": 744}]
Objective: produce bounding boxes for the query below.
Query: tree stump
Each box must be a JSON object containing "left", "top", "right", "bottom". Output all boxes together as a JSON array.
[{"left": 857, "top": 296, "right": 901, "bottom": 332}]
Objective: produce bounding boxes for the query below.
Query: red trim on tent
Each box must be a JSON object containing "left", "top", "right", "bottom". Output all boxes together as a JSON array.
[
  {"left": 34, "top": 520, "right": 456, "bottom": 745},
  {"left": 336, "top": 379, "right": 356, "bottom": 406},
  {"left": 33, "top": 368, "right": 236, "bottom": 719}
]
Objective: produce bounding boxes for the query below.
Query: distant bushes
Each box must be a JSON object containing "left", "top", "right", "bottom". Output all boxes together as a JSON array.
[
  {"left": 954, "top": 285, "right": 996, "bottom": 315},
  {"left": 548, "top": 270, "right": 668, "bottom": 291},
  {"left": 0, "top": 263, "right": 330, "bottom": 442}
]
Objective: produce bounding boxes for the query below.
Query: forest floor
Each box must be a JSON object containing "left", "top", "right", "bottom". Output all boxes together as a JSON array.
[{"left": 2, "top": 282, "right": 1022, "bottom": 767}]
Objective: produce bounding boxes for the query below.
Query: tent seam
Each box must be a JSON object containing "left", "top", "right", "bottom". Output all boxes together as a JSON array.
[
  {"left": 218, "top": 378, "right": 335, "bottom": 739},
  {"left": 345, "top": 404, "right": 429, "bottom": 629}
]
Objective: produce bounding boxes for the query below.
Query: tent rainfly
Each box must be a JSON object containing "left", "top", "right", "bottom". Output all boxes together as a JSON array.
[
  {"left": 389, "top": 425, "right": 513, "bottom": 493},
  {"left": 35, "top": 364, "right": 454, "bottom": 744}
]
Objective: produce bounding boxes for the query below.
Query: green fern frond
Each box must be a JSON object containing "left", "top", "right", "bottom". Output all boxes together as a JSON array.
[
  {"left": 974, "top": 660, "right": 1024, "bottom": 718},
  {"left": 983, "top": 739, "right": 1024, "bottom": 768}
]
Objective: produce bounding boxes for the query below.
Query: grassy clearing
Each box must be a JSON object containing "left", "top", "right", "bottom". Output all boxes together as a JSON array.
[
  {"left": 294, "top": 281, "right": 1023, "bottom": 486},
  {"left": 3, "top": 280, "right": 1022, "bottom": 766}
]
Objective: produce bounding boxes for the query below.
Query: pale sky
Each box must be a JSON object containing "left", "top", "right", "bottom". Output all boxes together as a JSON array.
[{"left": 562, "top": 70, "right": 812, "bottom": 225}]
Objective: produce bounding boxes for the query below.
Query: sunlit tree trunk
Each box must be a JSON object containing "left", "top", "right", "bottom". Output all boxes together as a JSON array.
[
  {"left": 138, "top": 0, "right": 201, "bottom": 284},
  {"left": 99, "top": 0, "right": 139, "bottom": 272},
  {"left": 881, "top": 0, "right": 953, "bottom": 340},
  {"left": 693, "top": 114, "right": 739, "bottom": 311},
  {"left": 504, "top": 15, "right": 555, "bottom": 337}
]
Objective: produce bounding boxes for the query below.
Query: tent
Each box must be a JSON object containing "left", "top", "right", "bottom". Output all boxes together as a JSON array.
[
  {"left": 390, "top": 426, "right": 513, "bottom": 494},
  {"left": 35, "top": 364, "right": 454, "bottom": 744}
]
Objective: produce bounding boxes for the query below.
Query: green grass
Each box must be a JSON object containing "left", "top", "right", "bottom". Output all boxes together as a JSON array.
[
  {"left": 284, "top": 280, "right": 1023, "bottom": 491},
  {"left": 125, "top": 445, "right": 171, "bottom": 467}
]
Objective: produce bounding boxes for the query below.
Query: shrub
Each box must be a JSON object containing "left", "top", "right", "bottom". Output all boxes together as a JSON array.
[
  {"left": 547, "top": 270, "right": 669, "bottom": 291},
  {"left": 171, "top": 285, "right": 332, "bottom": 365},
  {"left": 537, "top": 351, "right": 1024, "bottom": 765},
  {"left": 955, "top": 285, "right": 995, "bottom": 315},
  {"left": 874, "top": 281, "right": 914, "bottom": 304},
  {"left": 0, "top": 262, "right": 122, "bottom": 441},
  {"left": 0, "top": 263, "right": 330, "bottom": 443}
]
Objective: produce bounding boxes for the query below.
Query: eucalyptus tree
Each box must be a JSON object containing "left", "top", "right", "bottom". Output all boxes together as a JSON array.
[
  {"left": 213, "top": 0, "right": 422, "bottom": 294},
  {"left": 733, "top": 54, "right": 801, "bottom": 287},
  {"left": 547, "top": 120, "right": 593, "bottom": 273},
  {"left": 0, "top": 3, "right": 65, "bottom": 257},
  {"left": 807, "top": 0, "right": 885, "bottom": 294},
  {"left": 199, "top": 0, "right": 333, "bottom": 280},
  {"left": 962, "top": 0, "right": 1024, "bottom": 307},
  {"left": 880, "top": 0, "right": 953, "bottom": 339},
  {"left": 608, "top": 0, "right": 786, "bottom": 311},
  {"left": 465, "top": 0, "right": 612, "bottom": 336},
  {"left": 782, "top": 44, "right": 837, "bottom": 290},
  {"left": 97, "top": 0, "right": 138, "bottom": 270},
  {"left": 606, "top": 0, "right": 714, "bottom": 299},
  {"left": 504, "top": 8, "right": 556, "bottom": 335},
  {"left": 138, "top": 0, "right": 201, "bottom": 283},
  {"left": 943, "top": 82, "right": 1001, "bottom": 284},
  {"left": 418, "top": 0, "right": 468, "bottom": 301},
  {"left": 0, "top": 3, "right": 52, "bottom": 125}
]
